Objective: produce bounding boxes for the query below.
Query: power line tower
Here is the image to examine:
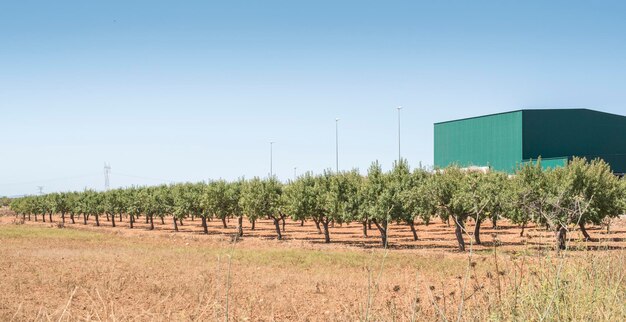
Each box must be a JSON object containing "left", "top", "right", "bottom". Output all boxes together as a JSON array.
[
  {"left": 104, "top": 163, "right": 111, "bottom": 191},
  {"left": 37, "top": 186, "right": 44, "bottom": 195}
]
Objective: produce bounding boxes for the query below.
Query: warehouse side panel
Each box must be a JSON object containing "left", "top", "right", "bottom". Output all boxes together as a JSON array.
[
  {"left": 434, "top": 111, "right": 523, "bottom": 172},
  {"left": 522, "top": 109, "right": 626, "bottom": 173}
]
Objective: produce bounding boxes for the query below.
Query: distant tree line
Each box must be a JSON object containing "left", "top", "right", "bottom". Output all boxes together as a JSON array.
[
  {"left": 1, "top": 196, "right": 10, "bottom": 207},
  {"left": 9, "top": 157, "right": 626, "bottom": 251}
]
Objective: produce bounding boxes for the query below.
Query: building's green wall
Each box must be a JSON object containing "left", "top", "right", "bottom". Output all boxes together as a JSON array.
[
  {"left": 521, "top": 157, "right": 569, "bottom": 170},
  {"left": 434, "top": 111, "right": 523, "bottom": 172},
  {"left": 522, "top": 109, "right": 626, "bottom": 173}
]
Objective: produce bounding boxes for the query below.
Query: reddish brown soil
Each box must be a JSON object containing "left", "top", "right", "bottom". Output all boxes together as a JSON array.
[{"left": 4, "top": 212, "right": 626, "bottom": 253}]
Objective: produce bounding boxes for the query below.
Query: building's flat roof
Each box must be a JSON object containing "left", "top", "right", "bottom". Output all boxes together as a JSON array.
[{"left": 434, "top": 108, "right": 622, "bottom": 125}]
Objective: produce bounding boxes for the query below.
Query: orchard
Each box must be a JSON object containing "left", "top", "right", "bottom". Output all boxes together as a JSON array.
[{"left": 10, "top": 157, "right": 626, "bottom": 251}]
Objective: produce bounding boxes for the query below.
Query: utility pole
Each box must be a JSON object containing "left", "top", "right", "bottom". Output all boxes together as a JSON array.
[
  {"left": 335, "top": 118, "right": 340, "bottom": 173},
  {"left": 294, "top": 167, "right": 297, "bottom": 180},
  {"left": 270, "top": 141, "right": 275, "bottom": 177},
  {"left": 104, "top": 163, "right": 111, "bottom": 191},
  {"left": 37, "top": 186, "right": 44, "bottom": 195},
  {"left": 397, "top": 106, "right": 402, "bottom": 161}
]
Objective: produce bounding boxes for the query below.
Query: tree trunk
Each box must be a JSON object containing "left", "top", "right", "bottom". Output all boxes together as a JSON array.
[
  {"left": 300, "top": 219, "right": 304, "bottom": 226},
  {"left": 556, "top": 224, "right": 567, "bottom": 250},
  {"left": 313, "top": 218, "right": 322, "bottom": 234},
  {"left": 119, "top": 213, "right": 123, "bottom": 222},
  {"left": 149, "top": 215, "right": 154, "bottom": 230},
  {"left": 237, "top": 216, "right": 243, "bottom": 237},
  {"left": 111, "top": 212, "right": 116, "bottom": 227},
  {"left": 83, "top": 213, "right": 87, "bottom": 225},
  {"left": 251, "top": 219, "right": 256, "bottom": 230},
  {"left": 201, "top": 216, "right": 208, "bottom": 234},
  {"left": 61, "top": 212, "right": 66, "bottom": 224},
  {"left": 145, "top": 215, "right": 149, "bottom": 224},
  {"left": 372, "top": 219, "right": 388, "bottom": 247},
  {"left": 282, "top": 216, "right": 286, "bottom": 232},
  {"left": 28, "top": 213, "right": 31, "bottom": 221},
  {"left": 95, "top": 213, "right": 100, "bottom": 227},
  {"left": 579, "top": 222, "right": 592, "bottom": 241},
  {"left": 179, "top": 218, "right": 184, "bottom": 226},
  {"left": 42, "top": 213, "right": 45, "bottom": 222},
  {"left": 519, "top": 222, "right": 526, "bottom": 237},
  {"left": 273, "top": 217, "right": 282, "bottom": 240},
  {"left": 70, "top": 213, "right": 75, "bottom": 224},
  {"left": 474, "top": 217, "right": 482, "bottom": 245},
  {"left": 222, "top": 216, "right": 227, "bottom": 229},
  {"left": 173, "top": 216, "right": 178, "bottom": 232},
  {"left": 106, "top": 213, "right": 110, "bottom": 221},
  {"left": 34, "top": 213, "right": 37, "bottom": 222},
  {"left": 322, "top": 219, "right": 331, "bottom": 243},
  {"left": 368, "top": 219, "right": 372, "bottom": 230},
  {"left": 362, "top": 220, "right": 368, "bottom": 237},
  {"left": 491, "top": 213, "right": 498, "bottom": 229},
  {"left": 130, "top": 214, "right": 134, "bottom": 229},
  {"left": 408, "top": 221, "right": 418, "bottom": 241},
  {"left": 454, "top": 217, "right": 466, "bottom": 252}
]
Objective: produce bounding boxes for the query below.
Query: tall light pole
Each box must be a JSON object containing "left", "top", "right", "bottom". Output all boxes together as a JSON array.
[
  {"left": 397, "top": 106, "right": 402, "bottom": 161},
  {"left": 104, "top": 162, "right": 111, "bottom": 191},
  {"left": 335, "top": 118, "right": 340, "bottom": 173},
  {"left": 270, "top": 141, "right": 275, "bottom": 177}
]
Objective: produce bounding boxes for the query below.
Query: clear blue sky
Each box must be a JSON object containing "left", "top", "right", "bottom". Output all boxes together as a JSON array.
[{"left": 2, "top": 1, "right": 626, "bottom": 196}]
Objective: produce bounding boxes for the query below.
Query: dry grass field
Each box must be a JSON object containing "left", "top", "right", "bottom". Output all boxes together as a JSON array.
[{"left": 1, "top": 211, "right": 625, "bottom": 321}]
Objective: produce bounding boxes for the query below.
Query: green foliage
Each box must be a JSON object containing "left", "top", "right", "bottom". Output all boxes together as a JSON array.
[
  {"left": 403, "top": 166, "right": 431, "bottom": 224},
  {"left": 7, "top": 157, "right": 626, "bottom": 251},
  {"left": 342, "top": 169, "right": 366, "bottom": 224},
  {"left": 241, "top": 177, "right": 283, "bottom": 222},
  {"left": 1, "top": 196, "right": 10, "bottom": 207},
  {"left": 423, "top": 166, "right": 465, "bottom": 222},
  {"left": 283, "top": 172, "right": 322, "bottom": 223}
]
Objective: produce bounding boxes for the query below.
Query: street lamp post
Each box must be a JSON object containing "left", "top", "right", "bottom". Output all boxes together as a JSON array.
[
  {"left": 270, "top": 141, "right": 275, "bottom": 177},
  {"left": 335, "top": 118, "right": 340, "bottom": 173},
  {"left": 397, "top": 106, "right": 402, "bottom": 161}
]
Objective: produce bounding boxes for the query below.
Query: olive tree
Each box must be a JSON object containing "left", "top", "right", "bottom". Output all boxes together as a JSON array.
[
  {"left": 342, "top": 170, "right": 368, "bottom": 237},
  {"left": 422, "top": 167, "right": 470, "bottom": 251},
  {"left": 363, "top": 161, "right": 406, "bottom": 247},
  {"left": 318, "top": 170, "right": 353, "bottom": 243},
  {"left": 284, "top": 172, "right": 324, "bottom": 235},
  {"left": 241, "top": 177, "right": 284, "bottom": 239},
  {"left": 543, "top": 158, "right": 624, "bottom": 249},
  {"left": 103, "top": 189, "right": 126, "bottom": 228},
  {"left": 228, "top": 180, "right": 245, "bottom": 237}
]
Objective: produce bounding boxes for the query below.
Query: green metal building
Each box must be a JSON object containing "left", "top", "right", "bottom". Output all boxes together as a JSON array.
[{"left": 434, "top": 109, "right": 626, "bottom": 174}]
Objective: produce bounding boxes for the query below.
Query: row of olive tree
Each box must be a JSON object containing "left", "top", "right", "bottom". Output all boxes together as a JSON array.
[{"left": 10, "top": 158, "right": 626, "bottom": 251}]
